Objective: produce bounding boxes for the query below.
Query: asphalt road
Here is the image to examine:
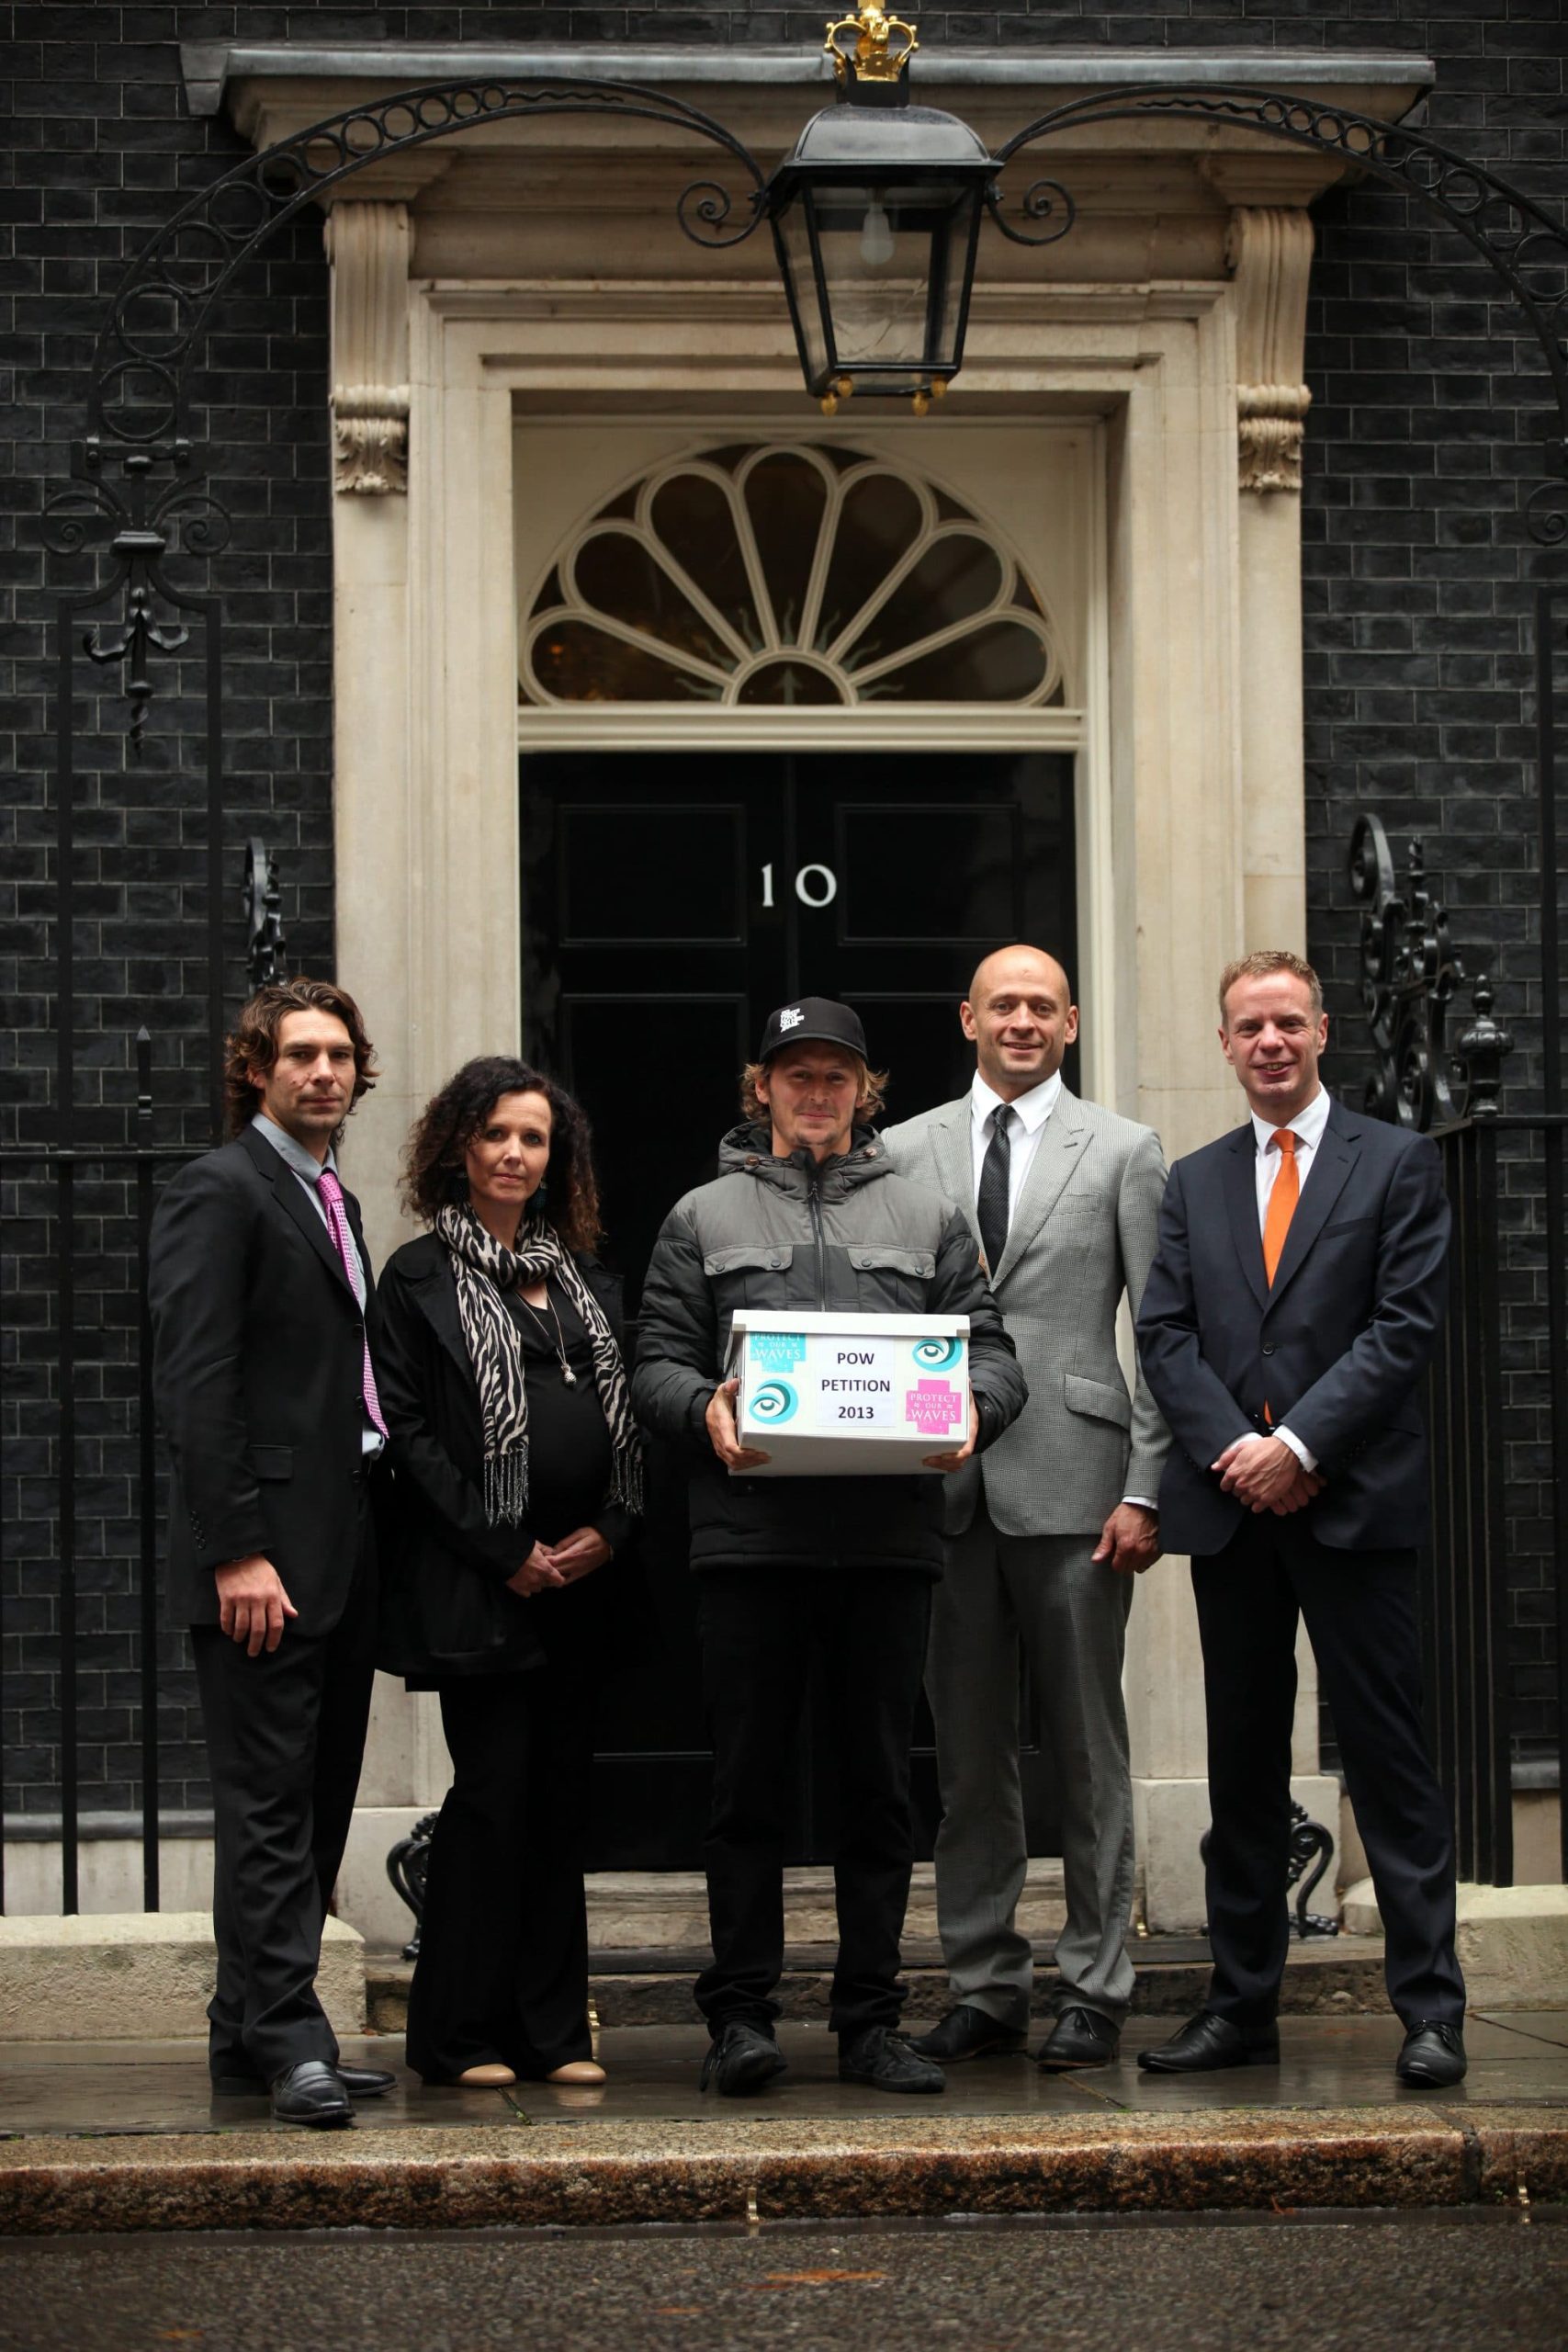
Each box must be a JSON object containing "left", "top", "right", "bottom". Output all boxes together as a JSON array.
[{"left": 2, "top": 2211, "right": 1564, "bottom": 2352}]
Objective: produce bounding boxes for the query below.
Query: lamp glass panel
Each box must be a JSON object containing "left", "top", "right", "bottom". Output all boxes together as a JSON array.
[
  {"left": 807, "top": 179, "right": 968, "bottom": 380},
  {"left": 773, "top": 202, "right": 829, "bottom": 390}
]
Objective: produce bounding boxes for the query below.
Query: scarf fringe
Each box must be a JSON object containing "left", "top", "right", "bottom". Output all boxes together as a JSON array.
[{"left": 484, "top": 1446, "right": 531, "bottom": 1528}]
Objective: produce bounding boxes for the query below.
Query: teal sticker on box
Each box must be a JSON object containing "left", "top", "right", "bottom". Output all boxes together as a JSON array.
[{"left": 751, "top": 1330, "right": 807, "bottom": 1372}]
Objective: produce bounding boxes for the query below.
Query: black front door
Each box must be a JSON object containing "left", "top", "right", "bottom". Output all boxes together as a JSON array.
[{"left": 520, "top": 749, "right": 1076, "bottom": 1869}]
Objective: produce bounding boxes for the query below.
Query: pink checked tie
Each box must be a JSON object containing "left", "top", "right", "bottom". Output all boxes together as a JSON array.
[{"left": 317, "top": 1166, "right": 389, "bottom": 1440}]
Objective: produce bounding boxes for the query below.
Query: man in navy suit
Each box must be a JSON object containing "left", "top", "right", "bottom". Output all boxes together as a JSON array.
[{"left": 1134, "top": 950, "right": 1466, "bottom": 2088}]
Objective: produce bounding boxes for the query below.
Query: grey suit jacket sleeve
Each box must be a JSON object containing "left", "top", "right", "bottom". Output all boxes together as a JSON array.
[{"left": 1118, "top": 1124, "right": 1175, "bottom": 1501}]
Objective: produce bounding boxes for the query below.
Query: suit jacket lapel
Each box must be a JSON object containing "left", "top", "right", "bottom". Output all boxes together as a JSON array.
[
  {"left": 407, "top": 1253, "right": 477, "bottom": 1386},
  {"left": 1222, "top": 1127, "right": 1270, "bottom": 1313},
  {"left": 1266, "top": 1098, "right": 1361, "bottom": 1306},
  {"left": 239, "top": 1124, "right": 356, "bottom": 1301},
  {"left": 994, "top": 1091, "right": 1087, "bottom": 1285},
  {"left": 930, "top": 1100, "right": 975, "bottom": 1219}
]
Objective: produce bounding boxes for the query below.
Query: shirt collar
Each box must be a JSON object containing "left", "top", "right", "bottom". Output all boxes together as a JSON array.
[
  {"left": 252, "top": 1111, "right": 339, "bottom": 1187},
  {"left": 971, "top": 1068, "right": 1063, "bottom": 1137},
  {"left": 1250, "top": 1084, "right": 1332, "bottom": 1159}
]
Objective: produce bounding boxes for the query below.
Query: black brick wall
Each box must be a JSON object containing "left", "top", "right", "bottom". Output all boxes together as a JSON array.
[{"left": 1, "top": 3, "right": 1562, "bottom": 1835}]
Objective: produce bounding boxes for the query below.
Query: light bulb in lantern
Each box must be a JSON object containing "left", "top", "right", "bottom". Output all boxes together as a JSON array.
[{"left": 858, "top": 201, "right": 896, "bottom": 266}]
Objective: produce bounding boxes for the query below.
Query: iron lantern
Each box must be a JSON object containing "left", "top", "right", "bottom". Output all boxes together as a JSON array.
[{"left": 764, "top": 6, "right": 997, "bottom": 414}]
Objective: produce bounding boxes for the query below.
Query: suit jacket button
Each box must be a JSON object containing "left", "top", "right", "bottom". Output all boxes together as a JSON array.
[{"left": 1262, "top": 1342, "right": 1276, "bottom": 1357}]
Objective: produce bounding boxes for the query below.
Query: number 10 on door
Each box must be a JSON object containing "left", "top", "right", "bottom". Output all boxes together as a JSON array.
[{"left": 761, "top": 863, "right": 837, "bottom": 910}]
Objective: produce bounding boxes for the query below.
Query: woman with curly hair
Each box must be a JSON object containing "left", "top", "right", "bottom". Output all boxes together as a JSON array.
[{"left": 376, "top": 1055, "right": 643, "bottom": 2089}]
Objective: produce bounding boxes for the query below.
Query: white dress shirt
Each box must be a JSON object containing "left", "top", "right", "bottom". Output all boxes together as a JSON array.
[
  {"left": 251, "top": 1112, "right": 383, "bottom": 1457},
  {"left": 1237, "top": 1083, "right": 1334, "bottom": 1473},
  {"left": 969, "top": 1069, "right": 1156, "bottom": 1516},
  {"left": 969, "top": 1069, "right": 1061, "bottom": 1216}
]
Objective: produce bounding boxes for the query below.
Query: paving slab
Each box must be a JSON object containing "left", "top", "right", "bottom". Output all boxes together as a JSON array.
[{"left": 2, "top": 2017, "right": 1562, "bottom": 2233}]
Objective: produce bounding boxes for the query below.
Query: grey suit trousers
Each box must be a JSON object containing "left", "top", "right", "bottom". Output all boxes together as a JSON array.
[{"left": 927, "top": 1502, "right": 1137, "bottom": 2029}]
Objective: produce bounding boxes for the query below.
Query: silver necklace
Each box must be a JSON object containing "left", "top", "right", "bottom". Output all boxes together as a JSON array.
[{"left": 518, "top": 1282, "right": 577, "bottom": 1385}]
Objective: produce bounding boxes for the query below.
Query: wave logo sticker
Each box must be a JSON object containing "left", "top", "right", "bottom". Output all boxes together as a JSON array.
[
  {"left": 750, "top": 1379, "right": 798, "bottom": 1425},
  {"left": 911, "top": 1336, "right": 963, "bottom": 1372},
  {"left": 752, "top": 1331, "right": 807, "bottom": 1372}
]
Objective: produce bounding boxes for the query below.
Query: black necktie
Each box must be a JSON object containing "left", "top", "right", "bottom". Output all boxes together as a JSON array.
[{"left": 977, "top": 1105, "right": 1014, "bottom": 1278}]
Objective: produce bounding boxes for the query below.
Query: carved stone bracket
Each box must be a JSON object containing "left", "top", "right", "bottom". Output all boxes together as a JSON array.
[
  {"left": 1226, "top": 207, "right": 1315, "bottom": 495},
  {"left": 324, "top": 201, "right": 412, "bottom": 496}
]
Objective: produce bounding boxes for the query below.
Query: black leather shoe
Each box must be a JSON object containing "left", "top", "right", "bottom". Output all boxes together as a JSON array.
[
  {"left": 1136, "top": 2013, "right": 1280, "bottom": 2074},
  {"left": 908, "top": 2004, "right": 1027, "bottom": 2063},
  {"left": 269, "top": 2060, "right": 354, "bottom": 2127},
  {"left": 1396, "top": 2020, "right": 1467, "bottom": 2088},
  {"left": 215, "top": 2063, "right": 396, "bottom": 2099},
  {"left": 334, "top": 2064, "right": 396, "bottom": 2098},
  {"left": 1037, "top": 2007, "right": 1121, "bottom": 2071},
  {"left": 699, "top": 2021, "right": 788, "bottom": 2098},
  {"left": 838, "top": 2027, "right": 946, "bottom": 2095}
]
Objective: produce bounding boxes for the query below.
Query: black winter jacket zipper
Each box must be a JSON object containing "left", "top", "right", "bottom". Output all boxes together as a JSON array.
[{"left": 807, "top": 1161, "right": 828, "bottom": 1306}]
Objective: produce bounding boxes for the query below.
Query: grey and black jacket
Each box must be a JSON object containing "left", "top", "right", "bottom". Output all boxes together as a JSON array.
[{"left": 632, "top": 1122, "right": 1027, "bottom": 1575}]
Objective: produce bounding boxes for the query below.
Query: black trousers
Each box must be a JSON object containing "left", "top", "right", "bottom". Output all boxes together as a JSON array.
[
  {"left": 694, "top": 1568, "right": 932, "bottom": 2041},
  {"left": 406, "top": 1670, "right": 596, "bottom": 2083},
  {"left": 1192, "top": 1517, "right": 1464, "bottom": 2030},
  {"left": 191, "top": 1496, "right": 378, "bottom": 2084}
]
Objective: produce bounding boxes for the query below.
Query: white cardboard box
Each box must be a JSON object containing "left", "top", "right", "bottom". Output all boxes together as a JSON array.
[{"left": 725, "top": 1309, "right": 970, "bottom": 1477}]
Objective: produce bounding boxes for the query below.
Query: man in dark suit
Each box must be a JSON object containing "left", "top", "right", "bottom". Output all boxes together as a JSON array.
[
  {"left": 150, "top": 978, "right": 395, "bottom": 2127},
  {"left": 1134, "top": 950, "right": 1466, "bottom": 2089}
]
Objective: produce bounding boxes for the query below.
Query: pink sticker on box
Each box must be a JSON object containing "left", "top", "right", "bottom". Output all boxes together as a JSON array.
[{"left": 906, "top": 1379, "right": 961, "bottom": 1435}]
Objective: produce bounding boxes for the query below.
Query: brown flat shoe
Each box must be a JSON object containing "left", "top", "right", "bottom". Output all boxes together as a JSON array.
[
  {"left": 455, "top": 2063, "right": 517, "bottom": 2087},
  {"left": 545, "top": 2061, "right": 606, "bottom": 2086}
]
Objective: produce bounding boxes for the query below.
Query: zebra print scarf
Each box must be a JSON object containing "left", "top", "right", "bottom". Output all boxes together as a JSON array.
[{"left": 434, "top": 1201, "right": 644, "bottom": 1530}]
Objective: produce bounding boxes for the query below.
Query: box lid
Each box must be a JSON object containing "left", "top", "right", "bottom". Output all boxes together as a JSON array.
[{"left": 730, "top": 1309, "right": 970, "bottom": 1338}]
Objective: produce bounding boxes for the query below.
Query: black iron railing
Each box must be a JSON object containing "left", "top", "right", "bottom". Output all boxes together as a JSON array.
[{"left": 1350, "top": 786, "right": 1567, "bottom": 1884}]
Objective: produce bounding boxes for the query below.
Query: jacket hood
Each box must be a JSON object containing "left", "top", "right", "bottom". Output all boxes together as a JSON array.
[{"left": 716, "top": 1120, "right": 891, "bottom": 1198}]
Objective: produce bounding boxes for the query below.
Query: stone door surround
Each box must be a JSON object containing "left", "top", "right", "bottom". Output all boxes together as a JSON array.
[{"left": 208, "top": 45, "right": 1428, "bottom": 1928}]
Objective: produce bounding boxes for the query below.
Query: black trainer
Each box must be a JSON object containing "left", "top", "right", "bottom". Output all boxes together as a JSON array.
[
  {"left": 699, "top": 2020, "right": 788, "bottom": 2098},
  {"left": 838, "top": 2026, "right": 946, "bottom": 2095}
]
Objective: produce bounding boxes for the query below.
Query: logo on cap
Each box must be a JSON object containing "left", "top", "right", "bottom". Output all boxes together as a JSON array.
[{"left": 778, "top": 1006, "right": 806, "bottom": 1031}]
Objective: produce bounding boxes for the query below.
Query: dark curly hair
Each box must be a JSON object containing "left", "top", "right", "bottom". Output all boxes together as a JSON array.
[
  {"left": 224, "top": 978, "right": 378, "bottom": 1140},
  {"left": 401, "top": 1056, "right": 603, "bottom": 1254}
]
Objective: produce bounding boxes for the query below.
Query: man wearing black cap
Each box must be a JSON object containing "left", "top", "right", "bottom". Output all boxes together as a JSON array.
[{"left": 634, "top": 999, "right": 1027, "bottom": 2098}]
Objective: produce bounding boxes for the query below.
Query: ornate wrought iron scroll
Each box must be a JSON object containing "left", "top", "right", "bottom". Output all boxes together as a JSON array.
[
  {"left": 386, "top": 1810, "right": 441, "bottom": 1962},
  {"left": 987, "top": 86, "right": 1568, "bottom": 549},
  {"left": 1348, "top": 813, "right": 1516, "bottom": 1130},
  {"left": 50, "top": 77, "right": 769, "bottom": 749},
  {"left": 1200, "top": 1799, "right": 1339, "bottom": 1941},
  {"left": 243, "top": 840, "right": 288, "bottom": 989}
]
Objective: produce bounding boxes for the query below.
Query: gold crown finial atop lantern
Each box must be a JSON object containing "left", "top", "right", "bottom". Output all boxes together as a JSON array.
[{"left": 824, "top": 4, "right": 919, "bottom": 85}]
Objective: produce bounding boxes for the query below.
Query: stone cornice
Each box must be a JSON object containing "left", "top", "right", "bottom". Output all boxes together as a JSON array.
[{"left": 183, "top": 42, "right": 1435, "bottom": 120}]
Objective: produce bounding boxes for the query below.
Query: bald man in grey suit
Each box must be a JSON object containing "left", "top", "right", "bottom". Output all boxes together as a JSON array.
[{"left": 882, "top": 948, "right": 1169, "bottom": 2071}]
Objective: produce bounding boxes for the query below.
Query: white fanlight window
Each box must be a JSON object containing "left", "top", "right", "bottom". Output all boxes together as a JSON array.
[{"left": 519, "top": 441, "right": 1064, "bottom": 709}]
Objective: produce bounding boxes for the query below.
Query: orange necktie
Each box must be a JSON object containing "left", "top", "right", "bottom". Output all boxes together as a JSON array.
[{"left": 1261, "top": 1128, "right": 1300, "bottom": 1287}]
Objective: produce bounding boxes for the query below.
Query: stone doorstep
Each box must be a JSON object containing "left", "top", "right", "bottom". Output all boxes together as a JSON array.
[
  {"left": 1, "top": 2106, "right": 1563, "bottom": 2236},
  {"left": 582, "top": 1862, "right": 1068, "bottom": 1952},
  {"left": 1341, "top": 1882, "right": 1568, "bottom": 2012},
  {"left": 0, "top": 1915, "right": 367, "bottom": 2045},
  {"left": 365, "top": 1936, "right": 1390, "bottom": 2034}
]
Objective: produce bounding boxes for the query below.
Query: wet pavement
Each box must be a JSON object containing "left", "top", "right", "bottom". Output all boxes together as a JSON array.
[{"left": 3, "top": 2012, "right": 1568, "bottom": 2138}]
